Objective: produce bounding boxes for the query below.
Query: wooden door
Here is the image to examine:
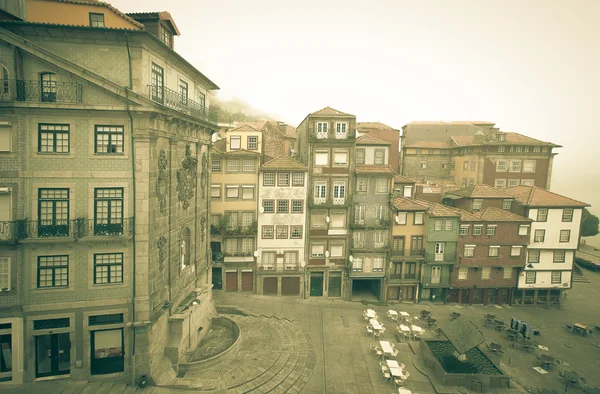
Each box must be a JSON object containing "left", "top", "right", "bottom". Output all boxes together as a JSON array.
[
  {"left": 263, "top": 277, "right": 278, "bottom": 295},
  {"left": 241, "top": 272, "right": 253, "bottom": 292},
  {"left": 282, "top": 277, "right": 300, "bottom": 296},
  {"left": 225, "top": 272, "right": 238, "bottom": 291}
]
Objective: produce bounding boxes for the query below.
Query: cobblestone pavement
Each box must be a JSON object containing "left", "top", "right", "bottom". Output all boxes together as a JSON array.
[{"left": 6, "top": 268, "right": 600, "bottom": 393}]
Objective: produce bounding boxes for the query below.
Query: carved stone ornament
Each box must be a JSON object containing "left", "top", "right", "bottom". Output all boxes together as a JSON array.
[
  {"left": 200, "top": 152, "right": 207, "bottom": 199},
  {"left": 200, "top": 215, "right": 206, "bottom": 243},
  {"left": 157, "top": 235, "right": 167, "bottom": 269},
  {"left": 156, "top": 150, "right": 169, "bottom": 214},
  {"left": 176, "top": 143, "right": 198, "bottom": 210}
]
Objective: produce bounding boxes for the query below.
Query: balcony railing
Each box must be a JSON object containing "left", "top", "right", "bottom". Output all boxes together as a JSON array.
[
  {"left": 352, "top": 241, "right": 390, "bottom": 250},
  {"left": 221, "top": 223, "right": 257, "bottom": 236},
  {"left": 1, "top": 218, "right": 133, "bottom": 240},
  {"left": 147, "top": 85, "right": 219, "bottom": 124},
  {"left": 422, "top": 272, "right": 451, "bottom": 285},
  {"left": 309, "top": 129, "right": 355, "bottom": 141},
  {"left": 389, "top": 273, "right": 418, "bottom": 280},
  {"left": 352, "top": 218, "right": 390, "bottom": 228},
  {"left": 0, "top": 80, "right": 82, "bottom": 104},
  {"left": 259, "top": 264, "right": 299, "bottom": 273},
  {"left": 425, "top": 251, "right": 456, "bottom": 263}
]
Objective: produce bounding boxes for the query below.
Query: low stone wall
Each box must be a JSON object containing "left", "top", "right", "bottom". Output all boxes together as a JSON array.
[
  {"left": 419, "top": 339, "right": 510, "bottom": 392},
  {"left": 177, "top": 316, "right": 241, "bottom": 373}
]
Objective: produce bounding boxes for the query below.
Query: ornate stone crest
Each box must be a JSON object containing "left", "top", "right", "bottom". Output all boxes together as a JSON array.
[
  {"left": 157, "top": 235, "right": 167, "bottom": 270},
  {"left": 176, "top": 143, "right": 198, "bottom": 210},
  {"left": 200, "top": 151, "right": 207, "bottom": 199},
  {"left": 156, "top": 150, "right": 169, "bottom": 214}
]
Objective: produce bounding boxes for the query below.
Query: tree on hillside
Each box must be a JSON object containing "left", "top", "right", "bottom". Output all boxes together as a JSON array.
[{"left": 581, "top": 208, "right": 599, "bottom": 237}]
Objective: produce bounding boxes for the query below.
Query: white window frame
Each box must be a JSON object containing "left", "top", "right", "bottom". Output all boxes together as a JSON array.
[
  {"left": 508, "top": 179, "right": 519, "bottom": 188},
  {"left": 523, "top": 160, "right": 536, "bottom": 173},
  {"left": 226, "top": 185, "right": 239, "bottom": 199},
  {"left": 352, "top": 257, "right": 363, "bottom": 272},
  {"left": 0, "top": 257, "right": 10, "bottom": 290},
  {"left": 481, "top": 266, "right": 492, "bottom": 280},
  {"left": 509, "top": 160, "right": 522, "bottom": 173},
  {"left": 241, "top": 185, "right": 254, "bottom": 200},
  {"left": 503, "top": 267, "right": 512, "bottom": 279},
  {"left": 434, "top": 219, "right": 442, "bottom": 231},
  {"left": 534, "top": 229, "right": 545, "bottom": 243},
  {"left": 464, "top": 245, "right": 475, "bottom": 257},
  {"left": 486, "top": 225, "right": 496, "bottom": 236},
  {"left": 521, "top": 179, "right": 535, "bottom": 186},
  {"left": 230, "top": 135, "right": 241, "bottom": 150},
  {"left": 335, "top": 122, "right": 347, "bottom": 139},
  {"left": 242, "top": 160, "right": 255, "bottom": 172},
  {"left": 502, "top": 199, "right": 512, "bottom": 209},
  {"left": 355, "top": 204, "right": 365, "bottom": 224},
  {"left": 374, "top": 231, "right": 386, "bottom": 248},
  {"left": 314, "top": 181, "right": 327, "bottom": 204},
  {"left": 311, "top": 244, "right": 325, "bottom": 257},
  {"left": 473, "top": 225, "right": 483, "bottom": 235},
  {"left": 472, "top": 199, "right": 483, "bottom": 210},
  {"left": 434, "top": 242, "right": 445, "bottom": 261},
  {"left": 444, "top": 219, "right": 453, "bottom": 231},
  {"left": 459, "top": 225, "right": 469, "bottom": 235},
  {"left": 511, "top": 246, "right": 522, "bottom": 256},
  {"left": 498, "top": 146, "right": 505, "bottom": 152},
  {"left": 210, "top": 185, "right": 221, "bottom": 199},
  {"left": 518, "top": 225, "right": 529, "bottom": 236},
  {"left": 333, "top": 150, "right": 348, "bottom": 166},
  {"left": 330, "top": 244, "right": 344, "bottom": 258},
  {"left": 488, "top": 246, "right": 500, "bottom": 257},
  {"left": 315, "top": 150, "right": 329, "bottom": 166},
  {"left": 332, "top": 181, "right": 346, "bottom": 204},
  {"left": 403, "top": 185, "right": 413, "bottom": 198},
  {"left": 374, "top": 149, "right": 385, "bottom": 165},
  {"left": 396, "top": 212, "right": 407, "bottom": 225},
  {"left": 376, "top": 178, "right": 388, "bottom": 193},
  {"left": 495, "top": 179, "right": 507, "bottom": 188},
  {"left": 458, "top": 267, "right": 468, "bottom": 280},
  {"left": 496, "top": 160, "right": 508, "bottom": 172},
  {"left": 316, "top": 122, "right": 328, "bottom": 138},
  {"left": 373, "top": 257, "right": 384, "bottom": 272},
  {"left": 414, "top": 212, "right": 424, "bottom": 225},
  {"left": 356, "top": 177, "right": 368, "bottom": 192},
  {"left": 355, "top": 148, "right": 365, "bottom": 164},
  {"left": 227, "top": 159, "right": 240, "bottom": 172}
]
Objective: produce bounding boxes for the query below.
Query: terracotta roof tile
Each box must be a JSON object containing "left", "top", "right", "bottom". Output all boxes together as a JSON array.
[
  {"left": 127, "top": 11, "right": 181, "bottom": 35},
  {"left": 505, "top": 186, "right": 589, "bottom": 208},
  {"left": 451, "top": 132, "right": 560, "bottom": 147},
  {"left": 228, "top": 124, "right": 260, "bottom": 133},
  {"left": 406, "top": 121, "right": 495, "bottom": 126},
  {"left": 479, "top": 207, "right": 532, "bottom": 222},
  {"left": 394, "top": 174, "right": 415, "bottom": 184},
  {"left": 42, "top": 0, "right": 145, "bottom": 29},
  {"left": 219, "top": 149, "right": 261, "bottom": 156},
  {"left": 357, "top": 122, "right": 397, "bottom": 131},
  {"left": 415, "top": 200, "right": 461, "bottom": 217},
  {"left": 447, "top": 184, "right": 515, "bottom": 199},
  {"left": 403, "top": 140, "right": 452, "bottom": 149},
  {"left": 310, "top": 106, "right": 354, "bottom": 117},
  {"left": 393, "top": 197, "right": 428, "bottom": 211},
  {"left": 260, "top": 155, "right": 307, "bottom": 171},
  {"left": 444, "top": 207, "right": 483, "bottom": 222},
  {"left": 356, "top": 134, "right": 391, "bottom": 145},
  {"left": 355, "top": 165, "right": 395, "bottom": 174},
  {"left": 212, "top": 139, "right": 226, "bottom": 153}
]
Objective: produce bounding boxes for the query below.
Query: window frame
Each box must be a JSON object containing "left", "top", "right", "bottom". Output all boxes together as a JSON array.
[
  {"left": 486, "top": 225, "right": 496, "bottom": 236},
  {"left": 211, "top": 159, "right": 222, "bottom": 172},
  {"left": 226, "top": 159, "right": 240, "bottom": 172},
  {"left": 292, "top": 173, "right": 304, "bottom": 186},
  {"left": 263, "top": 173, "right": 276, "bottom": 186},
  {"left": 37, "top": 255, "right": 69, "bottom": 288},
  {"left": 178, "top": 79, "right": 188, "bottom": 104},
  {"left": 229, "top": 136, "right": 241, "bottom": 150},
  {"left": 333, "top": 149, "right": 348, "bottom": 166},
  {"left": 562, "top": 209, "right": 573, "bottom": 222},
  {"left": 488, "top": 246, "right": 500, "bottom": 257},
  {"left": 315, "top": 150, "right": 329, "bottom": 166},
  {"left": 276, "top": 199, "right": 289, "bottom": 213},
  {"left": 225, "top": 185, "right": 239, "bottom": 199},
  {"left": 210, "top": 185, "right": 221, "bottom": 200},
  {"left": 534, "top": 229, "right": 545, "bottom": 243},
  {"left": 276, "top": 225, "right": 288, "bottom": 239},
  {"left": 277, "top": 172, "right": 290, "bottom": 186},
  {"left": 525, "top": 271, "right": 536, "bottom": 284},
  {"left": 262, "top": 199, "right": 274, "bottom": 213},
  {"left": 93, "top": 253, "right": 124, "bottom": 284},
  {"left": 464, "top": 245, "right": 475, "bottom": 257},
  {"left": 355, "top": 148, "right": 365, "bottom": 164},
  {"left": 261, "top": 225, "right": 274, "bottom": 239},
  {"left": 553, "top": 250, "right": 566, "bottom": 263},
  {"left": 290, "top": 225, "right": 303, "bottom": 239},
  {"left": 559, "top": 229, "right": 571, "bottom": 243},
  {"left": 38, "top": 123, "right": 70, "bottom": 153},
  {"left": 291, "top": 199, "right": 304, "bottom": 213},
  {"left": 458, "top": 267, "right": 468, "bottom": 280},
  {"left": 150, "top": 63, "right": 164, "bottom": 103},
  {"left": 356, "top": 177, "right": 368, "bottom": 193},
  {"left": 473, "top": 225, "right": 483, "bottom": 236},
  {"left": 459, "top": 225, "right": 469, "bottom": 235},
  {"left": 523, "top": 160, "right": 536, "bottom": 173},
  {"left": 94, "top": 125, "right": 124, "bottom": 154},
  {"left": 528, "top": 249, "right": 540, "bottom": 263},
  {"left": 0, "top": 257, "right": 10, "bottom": 291},
  {"left": 89, "top": 12, "right": 105, "bottom": 27},
  {"left": 413, "top": 212, "right": 424, "bottom": 225},
  {"left": 551, "top": 271, "right": 562, "bottom": 284},
  {"left": 536, "top": 208, "right": 548, "bottom": 222},
  {"left": 374, "top": 149, "right": 385, "bottom": 165},
  {"left": 496, "top": 160, "right": 507, "bottom": 172},
  {"left": 510, "top": 246, "right": 522, "bottom": 256},
  {"left": 241, "top": 185, "right": 254, "bottom": 200},
  {"left": 472, "top": 199, "right": 483, "bottom": 210},
  {"left": 502, "top": 199, "right": 512, "bottom": 210},
  {"left": 242, "top": 160, "right": 255, "bottom": 172},
  {"left": 247, "top": 136, "right": 258, "bottom": 150},
  {"left": 481, "top": 266, "right": 491, "bottom": 280}
]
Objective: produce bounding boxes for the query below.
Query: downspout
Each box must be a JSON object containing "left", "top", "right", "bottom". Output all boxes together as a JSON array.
[{"left": 124, "top": 32, "right": 138, "bottom": 387}]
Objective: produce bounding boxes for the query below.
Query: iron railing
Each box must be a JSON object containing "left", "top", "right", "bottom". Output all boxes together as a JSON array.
[
  {"left": 147, "top": 85, "right": 219, "bottom": 124},
  {"left": 390, "top": 249, "right": 425, "bottom": 257},
  {"left": 0, "top": 80, "right": 82, "bottom": 104},
  {"left": 259, "top": 264, "right": 299, "bottom": 273},
  {"left": 1, "top": 218, "right": 133, "bottom": 240},
  {"left": 389, "top": 273, "right": 418, "bottom": 280},
  {"left": 309, "top": 129, "right": 356, "bottom": 141},
  {"left": 425, "top": 251, "right": 456, "bottom": 263}
]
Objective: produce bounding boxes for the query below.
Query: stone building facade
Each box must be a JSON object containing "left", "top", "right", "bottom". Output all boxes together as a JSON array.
[{"left": 0, "top": 1, "right": 218, "bottom": 385}]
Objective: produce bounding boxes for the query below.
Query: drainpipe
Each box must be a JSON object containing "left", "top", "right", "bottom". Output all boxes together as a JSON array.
[{"left": 124, "top": 32, "right": 138, "bottom": 387}]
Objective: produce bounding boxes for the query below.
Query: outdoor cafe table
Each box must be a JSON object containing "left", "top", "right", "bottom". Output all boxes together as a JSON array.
[
  {"left": 573, "top": 323, "right": 587, "bottom": 335},
  {"left": 399, "top": 324, "right": 411, "bottom": 333},
  {"left": 399, "top": 311, "right": 410, "bottom": 318},
  {"left": 398, "top": 389, "right": 413, "bottom": 394},
  {"left": 411, "top": 325, "right": 424, "bottom": 333},
  {"left": 390, "top": 367, "right": 404, "bottom": 378},
  {"left": 370, "top": 319, "right": 383, "bottom": 331},
  {"left": 365, "top": 309, "right": 377, "bottom": 318},
  {"left": 386, "top": 359, "right": 401, "bottom": 369},
  {"left": 380, "top": 340, "right": 395, "bottom": 357},
  {"left": 388, "top": 310, "right": 398, "bottom": 316}
]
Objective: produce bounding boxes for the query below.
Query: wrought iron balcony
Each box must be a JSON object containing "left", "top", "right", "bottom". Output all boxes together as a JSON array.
[
  {"left": 0, "top": 221, "right": 24, "bottom": 242},
  {"left": 76, "top": 217, "right": 134, "bottom": 237},
  {"left": 147, "top": 85, "right": 219, "bottom": 124},
  {"left": 259, "top": 264, "right": 299, "bottom": 273},
  {"left": 221, "top": 223, "right": 258, "bottom": 236},
  {"left": 0, "top": 80, "right": 82, "bottom": 104},
  {"left": 309, "top": 129, "right": 356, "bottom": 141},
  {"left": 389, "top": 273, "right": 418, "bottom": 280}
]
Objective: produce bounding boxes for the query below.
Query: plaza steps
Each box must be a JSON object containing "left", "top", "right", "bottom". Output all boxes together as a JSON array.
[{"left": 572, "top": 272, "right": 590, "bottom": 283}]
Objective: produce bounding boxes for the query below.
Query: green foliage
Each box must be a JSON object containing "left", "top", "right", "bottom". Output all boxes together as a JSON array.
[{"left": 581, "top": 208, "right": 599, "bottom": 237}]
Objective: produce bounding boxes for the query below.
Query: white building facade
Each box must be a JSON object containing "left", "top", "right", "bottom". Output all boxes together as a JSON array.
[{"left": 256, "top": 156, "right": 308, "bottom": 297}]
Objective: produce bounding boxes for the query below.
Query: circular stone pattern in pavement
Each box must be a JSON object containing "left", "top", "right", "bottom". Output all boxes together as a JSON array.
[{"left": 178, "top": 314, "right": 317, "bottom": 393}]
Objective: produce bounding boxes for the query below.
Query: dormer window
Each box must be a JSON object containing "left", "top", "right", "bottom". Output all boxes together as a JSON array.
[
  {"left": 160, "top": 25, "right": 173, "bottom": 47},
  {"left": 498, "top": 134, "right": 505, "bottom": 142},
  {"left": 89, "top": 13, "right": 105, "bottom": 27}
]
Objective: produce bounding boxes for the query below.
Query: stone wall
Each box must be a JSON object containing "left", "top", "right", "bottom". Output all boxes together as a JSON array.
[{"left": 402, "top": 153, "right": 452, "bottom": 180}]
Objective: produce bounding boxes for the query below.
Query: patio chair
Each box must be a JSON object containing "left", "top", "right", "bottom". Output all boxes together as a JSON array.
[
  {"left": 366, "top": 326, "right": 374, "bottom": 336},
  {"left": 391, "top": 315, "right": 399, "bottom": 323},
  {"left": 427, "top": 318, "right": 437, "bottom": 328},
  {"left": 373, "top": 330, "right": 382, "bottom": 338},
  {"left": 392, "top": 349, "right": 400, "bottom": 358},
  {"left": 379, "top": 361, "right": 387, "bottom": 368},
  {"left": 369, "top": 343, "right": 378, "bottom": 353},
  {"left": 380, "top": 367, "right": 391, "bottom": 383},
  {"left": 397, "top": 362, "right": 406, "bottom": 369},
  {"left": 375, "top": 347, "right": 385, "bottom": 360},
  {"left": 393, "top": 378, "right": 405, "bottom": 388}
]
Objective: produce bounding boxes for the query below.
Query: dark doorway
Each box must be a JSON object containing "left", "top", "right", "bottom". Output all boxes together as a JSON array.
[
  {"left": 90, "top": 328, "right": 124, "bottom": 375},
  {"left": 328, "top": 273, "right": 341, "bottom": 297},
  {"left": 226, "top": 271, "right": 238, "bottom": 291},
  {"left": 310, "top": 272, "right": 323, "bottom": 297},
  {"left": 263, "top": 277, "right": 278, "bottom": 295},
  {"left": 211, "top": 242, "right": 222, "bottom": 262},
  {"left": 35, "top": 333, "right": 70, "bottom": 377},
  {"left": 352, "top": 279, "right": 381, "bottom": 301},
  {"left": 212, "top": 267, "right": 222, "bottom": 290},
  {"left": 461, "top": 288, "right": 471, "bottom": 304},
  {"left": 472, "top": 288, "right": 484, "bottom": 304},
  {"left": 241, "top": 272, "right": 253, "bottom": 292},
  {"left": 446, "top": 289, "right": 459, "bottom": 303},
  {"left": 282, "top": 277, "right": 300, "bottom": 296}
]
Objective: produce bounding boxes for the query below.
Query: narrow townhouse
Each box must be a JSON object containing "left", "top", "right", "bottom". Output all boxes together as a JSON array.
[
  {"left": 296, "top": 107, "right": 355, "bottom": 299},
  {"left": 209, "top": 125, "right": 262, "bottom": 293},
  {"left": 256, "top": 156, "right": 308, "bottom": 297},
  {"left": 1, "top": 0, "right": 218, "bottom": 384},
  {"left": 348, "top": 135, "right": 395, "bottom": 301},
  {"left": 506, "top": 186, "right": 589, "bottom": 307},
  {"left": 414, "top": 202, "right": 460, "bottom": 303},
  {"left": 447, "top": 207, "right": 531, "bottom": 305},
  {"left": 387, "top": 197, "right": 426, "bottom": 303}
]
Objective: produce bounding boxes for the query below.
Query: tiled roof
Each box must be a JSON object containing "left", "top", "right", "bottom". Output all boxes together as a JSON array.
[
  {"left": 393, "top": 198, "right": 428, "bottom": 211},
  {"left": 260, "top": 155, "right": 307, "bottom": 171},
  {"left": 356, "top": 134, "right": 391, "bottom": 145},
  {"left": 355, "top": 165, "right": 395, "bottom": 175},
  {"left": 415, "top": 200, "right": 461, "bottom": 217},
  {"left": 228, "top": 124, "right": 260, "bottom": 133},
  {"left": 406, "top": 121, "right": 495, "bottom": 126},
  {"left": 451, "top": 132, "right": 560, "bottom": 147},
  {"left": 447, "top": 184, "right": 515, "bottom": 199},
  {"left": 219, "top": 149, "right": 261, "bottom": 156},
  {"left": 127, "top": 11, "right": 181, "bottom": 35},
  {"left": 445, "top": 207, "right": 482, "bottom": 222},
  {"left": 212, "top": 138, "right": 226, "bottom": 153},
  {"left": 479, "top": 207, "right": 532, "bottom": 222},
  {"left": 310, "top": 106, "right": 354, "bottom": 117},
  {"left": 403, "top": 140, "right": 452, "bottom": 149},
  {"left": 43, "top": 0, "right": 145, "bottom": 29},
  {"left": 394, "top": 174, "right": 415, "bottom": 184},
  {"left": 505, "top": 186, "right": 589, "bottom": 208},
  {"left": 357, "top": 122, "right": 397, "bottom": 131}
]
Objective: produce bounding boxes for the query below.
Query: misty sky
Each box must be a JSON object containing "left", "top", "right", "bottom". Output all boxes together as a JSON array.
[{"left": 110, "top": 0, "right": 599, "bottom": 220}]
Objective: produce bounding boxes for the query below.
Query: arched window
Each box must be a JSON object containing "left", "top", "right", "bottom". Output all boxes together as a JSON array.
[
  {"left": 1, "top": 65, "right": 9, "bottom": 96},
  {"left": 180, "top": 227, "right": 191, "bottom": 268},
  {"left": 40, "top": 72, "right": 56, "bottom": 102}
]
